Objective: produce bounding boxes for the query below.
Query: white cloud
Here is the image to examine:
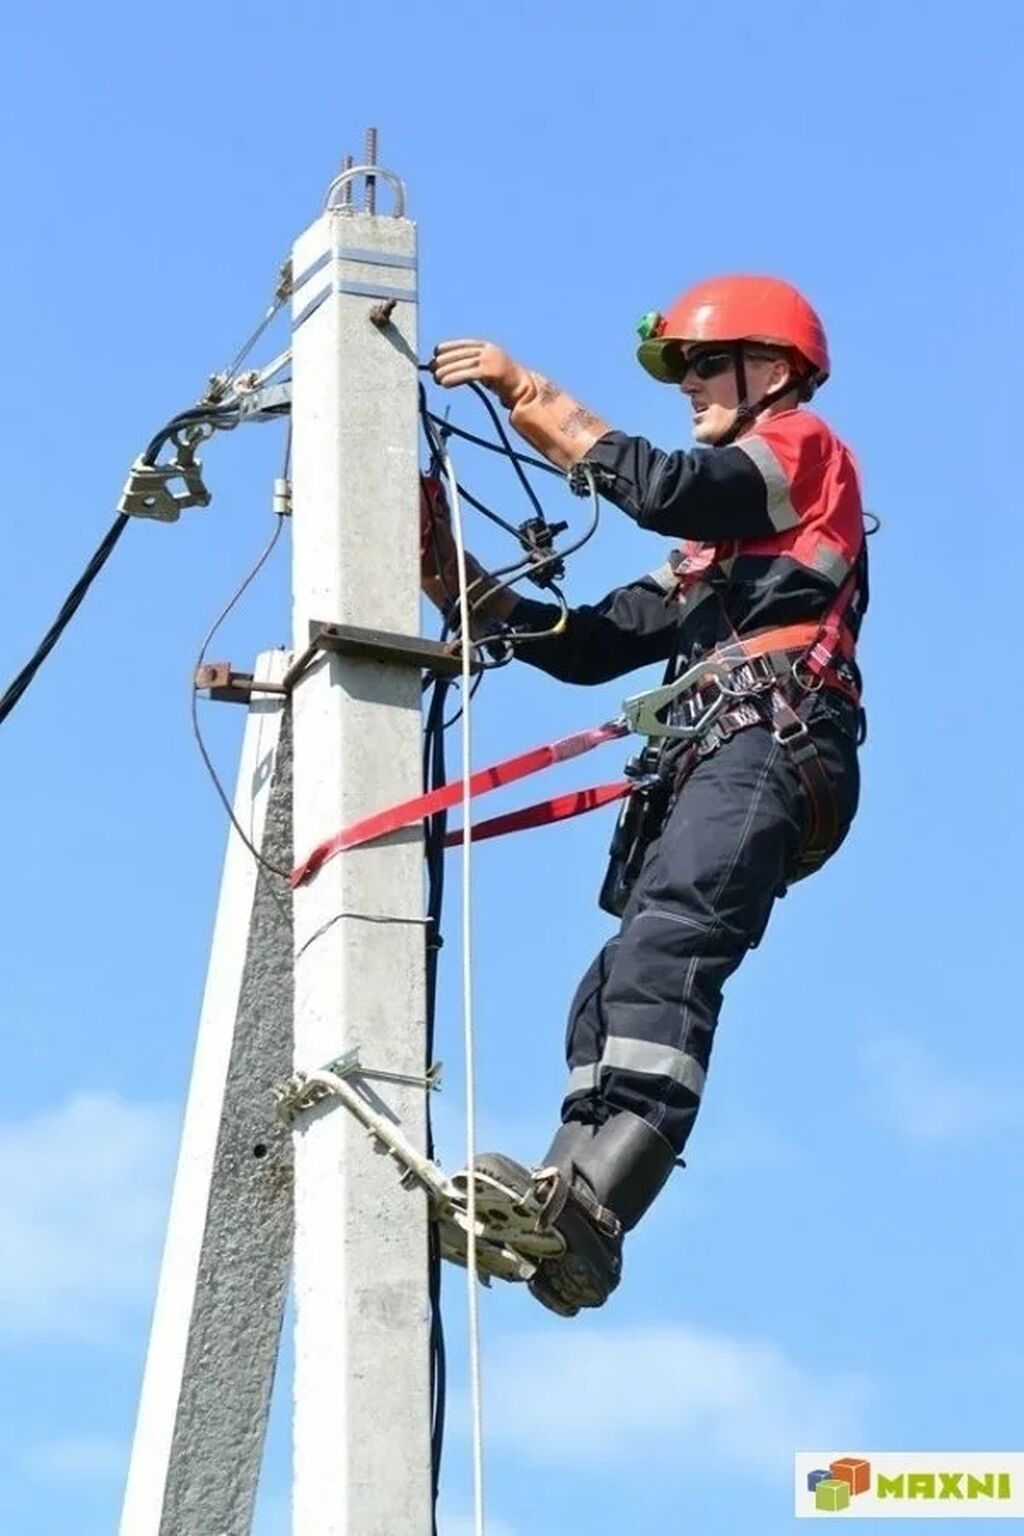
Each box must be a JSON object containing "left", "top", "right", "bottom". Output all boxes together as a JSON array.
[
  {"left": 458, "top": 1325, "right": 869, "bottom": 1479},
  {"left": 863, "top": 1035, "right": 1022, "bottom": 1144},
  {"left": 0, "top": 1092, "right": 176, "bottom": 1344},
  {"left": 25, "top": 1433, "right": 126, "bottom": 1481}
]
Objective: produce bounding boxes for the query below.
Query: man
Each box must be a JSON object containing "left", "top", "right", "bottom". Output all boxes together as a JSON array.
[{"left": 422, "top": 274, "right": 868, "bottom": 1317}]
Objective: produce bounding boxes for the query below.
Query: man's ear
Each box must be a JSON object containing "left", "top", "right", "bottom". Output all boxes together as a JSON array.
[{"left": 769, "top": 355, "right": 794, "bottom": 394}]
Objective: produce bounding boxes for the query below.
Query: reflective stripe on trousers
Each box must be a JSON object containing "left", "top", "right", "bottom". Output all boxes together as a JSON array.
[{"left": 561, "top": 710, "right": 859, "bottom": 1154}]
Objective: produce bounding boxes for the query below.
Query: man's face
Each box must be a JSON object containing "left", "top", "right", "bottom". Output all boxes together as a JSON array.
[{"left": 678, "top": 346, "right": 791, "bottom": 444}]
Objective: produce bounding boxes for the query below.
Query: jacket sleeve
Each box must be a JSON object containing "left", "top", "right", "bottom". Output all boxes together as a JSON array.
[
  {"left": 584, "top": 428, "right": 803, "bottom": 540},
  {"left": 496, "top": 563, "right": 680, "bottom": 685}
]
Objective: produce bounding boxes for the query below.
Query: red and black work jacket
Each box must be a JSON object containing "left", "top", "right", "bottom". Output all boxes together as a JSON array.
[{"left": 503, "top": 408, "right": 868, "bottom": 721}]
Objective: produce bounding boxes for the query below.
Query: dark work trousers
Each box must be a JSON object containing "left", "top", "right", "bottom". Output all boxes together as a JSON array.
[{"left": 560, "top": 701, "right": 861, "bottom": 1155}]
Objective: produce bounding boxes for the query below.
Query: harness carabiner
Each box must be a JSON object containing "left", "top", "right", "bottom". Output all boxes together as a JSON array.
[{"left": 621, "top": 658, "right": 733, "bottom": 742}]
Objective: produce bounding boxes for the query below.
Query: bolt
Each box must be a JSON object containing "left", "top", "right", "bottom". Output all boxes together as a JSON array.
[
  {"left": 370, "top": 298, "right": 397, "bottom": 329},
  {"left": 365, "top": 126, "right": 378, "bottom": 214}
]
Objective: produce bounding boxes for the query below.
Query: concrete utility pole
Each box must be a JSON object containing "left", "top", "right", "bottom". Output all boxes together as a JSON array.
[
  {"left": 120, "top": 143, "right": 434, "bottom": 1536},
  {"left": 119, "top": 650, "right": 294, "bottom": 1536},
  {"left": 287, "top": 156, "right": 432, "bottom": 1534}
]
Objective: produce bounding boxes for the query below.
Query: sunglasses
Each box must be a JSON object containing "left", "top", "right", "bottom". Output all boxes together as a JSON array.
[
  {"left": 654, "top": 346, "right": 736, "bottom": 384},
  {"left": 664, "top": 345, "right": 783, "bottom": 384}
]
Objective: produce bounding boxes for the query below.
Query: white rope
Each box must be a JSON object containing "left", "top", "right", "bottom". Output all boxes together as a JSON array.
[{"left": 441, "top": 449, "right": 487, "bottom": 1536}]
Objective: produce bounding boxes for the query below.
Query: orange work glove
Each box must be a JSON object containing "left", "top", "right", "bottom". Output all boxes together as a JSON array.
[
  {"left": 420, "top": 473, "right": 449, "bottom": 556},
  {"left": 423, "top": 470, "right": 457, "bottom": 602},
  {"left": 431, "top": 340, "right": 531, "bottom": 407},
  {"left": 431, "top": 338, "right": 611, "bottom": 471},
  {"left": 418, "top": 469, "right": 519, "bottom": 628}
]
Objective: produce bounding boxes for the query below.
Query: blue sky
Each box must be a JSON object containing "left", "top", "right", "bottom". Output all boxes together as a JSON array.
[{"left": 1, "top": 1, "right": 1023, "bottom": 1532}]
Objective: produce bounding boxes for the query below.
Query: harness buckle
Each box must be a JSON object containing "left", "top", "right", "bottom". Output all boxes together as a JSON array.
[
  {"left": 790, "top": 656, "right": 825, "bottom": 694},
  {"left": 774, "top": 714, "right": 808, "bottom": 743}
]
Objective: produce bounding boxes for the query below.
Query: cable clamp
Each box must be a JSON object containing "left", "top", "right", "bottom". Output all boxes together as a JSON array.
[{"left": 117, "top": 425, "right": 213, "bottom": 523}]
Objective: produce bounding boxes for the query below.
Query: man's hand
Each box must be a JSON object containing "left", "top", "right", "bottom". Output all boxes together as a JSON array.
[
  {"left": 431, "top": 337, "right": 611, "bottom": 471},
  {"left": 419, "top": 470, "right": 520, "bottom": 628},
  {"left": 431, "top": 339, "right": 530, "bottom": 408}
]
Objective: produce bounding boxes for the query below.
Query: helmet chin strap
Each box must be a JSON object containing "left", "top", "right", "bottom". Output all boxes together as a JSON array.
[{"left": 711, "top": 344, "right": 807, "bottom": 447}]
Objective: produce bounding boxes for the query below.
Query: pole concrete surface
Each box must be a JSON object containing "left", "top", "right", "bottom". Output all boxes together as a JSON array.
[
  {"left": 289, "top": 192, "right": 432, "bottom": 1534},
  {"left": 119, "top": 651, "right": 294, "bottom": 1536}
]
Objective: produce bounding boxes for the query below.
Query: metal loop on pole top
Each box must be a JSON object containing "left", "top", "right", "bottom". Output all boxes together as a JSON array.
[{"left": 324, "top": 165, "right": 407, "bottom": 218}]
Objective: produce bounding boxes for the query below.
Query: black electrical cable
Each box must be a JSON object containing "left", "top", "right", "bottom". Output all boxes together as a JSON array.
[
  {"left": 418, "top": 384, "right": 522, "bottom": 541},
  {"left": 0, "top": 514, "right": 130, "bottom": 728},
  {"left": 422, "top": 674, "right": 450, "bottom": 1536},
  {"left": 426, "top": 412, "right": 557, "bottom": 478},
  {"left": 0, "top": 396, "right": 251, "bottom": 731},
  {"left": 465, "top": 380, "right": 550, "bottom": 521},
  {"left": 416, "top": 385, "right": 449, "bottom": 1530},
  {"left": 452, "top": 478, "right": 523, "bottom": 538},
  {"left": 142, "top": 404, "right": 241, "bottom": 467}
]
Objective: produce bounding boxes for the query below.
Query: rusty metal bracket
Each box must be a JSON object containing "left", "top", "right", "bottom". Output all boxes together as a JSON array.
[
  {"left": 194, "top": 663, "right": 288, "bottom": 705},
  {"left": 304, "top": 620, "right": 480, "bottom": 679},
  {"left": 197, "top": 623, "right": 478, "bottom": 706}
]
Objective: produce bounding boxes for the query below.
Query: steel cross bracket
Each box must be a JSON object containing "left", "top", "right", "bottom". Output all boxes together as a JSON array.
[{"left": 304, "top": 620, "right": 482, "bottom": 680}]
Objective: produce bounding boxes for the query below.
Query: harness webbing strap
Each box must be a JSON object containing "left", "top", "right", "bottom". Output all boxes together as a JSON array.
[
  {"left": 443, "top": 780, "right": 631, "bottom": 847},
  {"left": 709, "top": 616, "right": 855, "bottom": 670},
  {"left": 291, "top": 718, "right": 630, "bottom": 886}
]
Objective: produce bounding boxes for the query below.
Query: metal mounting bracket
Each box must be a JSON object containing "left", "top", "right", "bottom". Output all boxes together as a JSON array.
[
  {"left": 196, "top": 621, "right": 479, "bottom": 707},
  {"left": 305, "top": 619, "right": 480, "bottom": 679},
  {"left": 273, "top": 1061, "right": 565, "bottom": 1285},
  {"left": 235, "top": 380, "right": 292, "bottom": 422},
  {"left": 193, "top": 664, "right": 288, "bottom": 705}
]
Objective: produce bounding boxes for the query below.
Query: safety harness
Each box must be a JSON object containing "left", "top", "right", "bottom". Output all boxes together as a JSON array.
[
  {"left": 291, "top": 558, "right": 863, "bottom": 897},
  {"left": 596, "top": 563, "right": 861, "bottom": 914}
]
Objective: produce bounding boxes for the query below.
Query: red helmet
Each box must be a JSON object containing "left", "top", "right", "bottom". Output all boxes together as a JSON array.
[{"left": 637, "top": 274, "right": 830, "bottom": 390}]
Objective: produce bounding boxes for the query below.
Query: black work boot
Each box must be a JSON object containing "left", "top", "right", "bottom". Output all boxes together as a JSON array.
[
  {"left": 529, "top": 1110, "right": 677, "bottom": 1316},
  {"left": 466, "top": 1120, "right": 601, "bottom": 1314},
  {"left": 472, "top": 1112, "right": 676, "bottom": 1318}
]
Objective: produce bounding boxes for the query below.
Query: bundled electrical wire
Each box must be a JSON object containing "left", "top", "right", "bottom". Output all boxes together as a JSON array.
[
  {"left": 0, "top": 514, "right": 130, "bottom": 727},
  {"left": 0, "top": 265, "right": 291, "bottom": 733}
]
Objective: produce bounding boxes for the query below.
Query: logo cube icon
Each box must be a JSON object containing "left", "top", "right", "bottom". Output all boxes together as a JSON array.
[
  {"left": 830, "top": 1457, "right": 871, "bottom": 1496},
  {"left": 815, "top": 1478, "right": 851, "bottom": 1512},
  {"left": 807, "top": 1469, "right": 831, "bottom": 1493}
]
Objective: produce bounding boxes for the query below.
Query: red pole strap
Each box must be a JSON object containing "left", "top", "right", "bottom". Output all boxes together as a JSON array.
[
  {"left": 291, "top": 717, "right": 630, "bottom": 887},
  {"left": 443, "top": 780, "right": 630, "bottom": 847}
]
